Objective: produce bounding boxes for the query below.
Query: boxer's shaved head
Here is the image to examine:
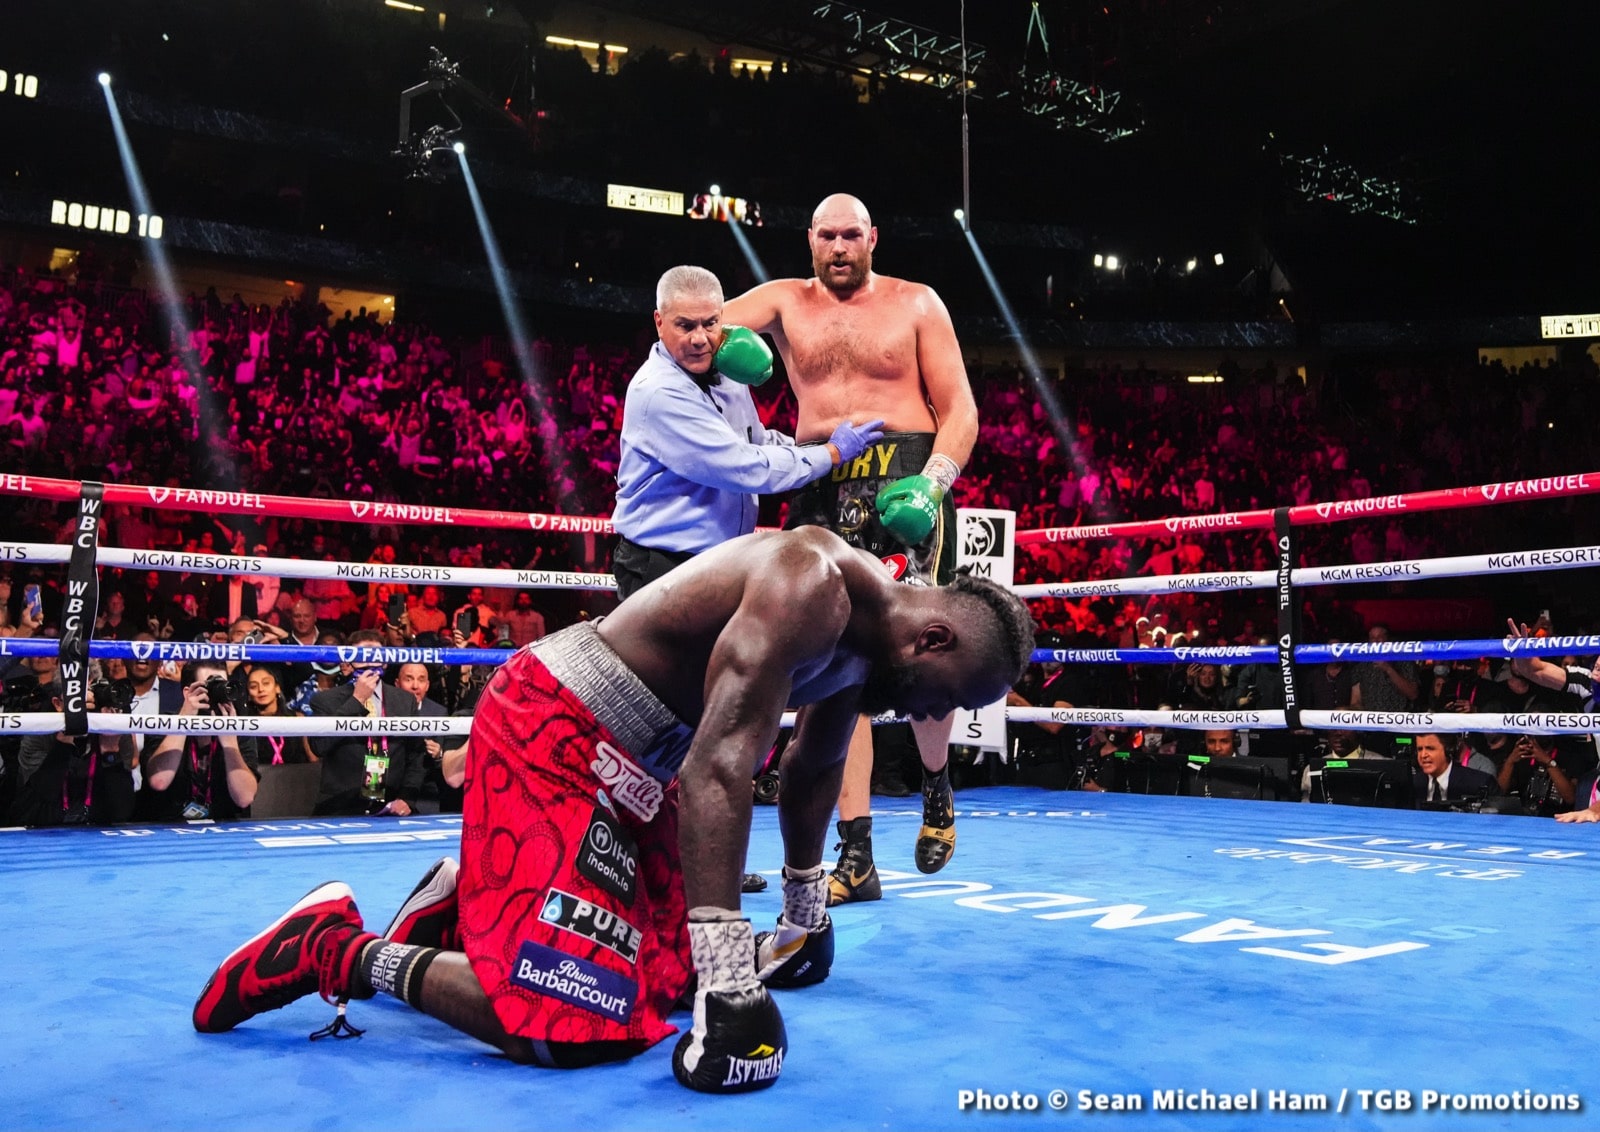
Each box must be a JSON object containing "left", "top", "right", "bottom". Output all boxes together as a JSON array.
[
  {"left": 809, "top": 194, "right": 876, "bottom": 294},
  {"left": 811, "top": 193, "right": 871, "bottom": 229}
]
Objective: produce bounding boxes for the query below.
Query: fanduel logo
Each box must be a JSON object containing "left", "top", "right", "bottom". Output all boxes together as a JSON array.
[
  {"left": 1173, "top": 647, "right": 1256, "bottom": 660},
  {"left": 131, "top": 640, "right": 156, "bottom": 661},
  {"left": 539, "top": 887, "right": 643, "bottom": 964}
]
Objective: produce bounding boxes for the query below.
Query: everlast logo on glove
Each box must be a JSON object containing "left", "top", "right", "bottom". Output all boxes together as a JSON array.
[
  {"left": 723, "top": 1044, "right": 784, "bottom": 1087},
  {"left": 577, "top": 806, "right": 639, "bottom": 904},
  {"left": 541, "top": 887, "right": 644, "bottom": 964}
]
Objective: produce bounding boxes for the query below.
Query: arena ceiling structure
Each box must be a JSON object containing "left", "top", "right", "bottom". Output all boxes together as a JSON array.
[
  {"left": 3, "top": 0, "right": 1595, "bottom": 323},
  {"left": 565, "top": 0, "right": 1597, "bottom": 315}
]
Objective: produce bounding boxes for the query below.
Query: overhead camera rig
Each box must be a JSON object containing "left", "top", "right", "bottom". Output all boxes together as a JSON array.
[{"left": 393, "top": 47, "right": 525, "bottom": 181}]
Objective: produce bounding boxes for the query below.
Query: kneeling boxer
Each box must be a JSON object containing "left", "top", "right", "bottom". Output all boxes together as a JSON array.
[{"left": 191, "top": 526, "right": 1034, "bottom": 1093}]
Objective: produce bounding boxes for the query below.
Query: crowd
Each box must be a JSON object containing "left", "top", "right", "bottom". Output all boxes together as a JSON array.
[{"left": 4, "top": 264, "right": 1600, "bottom": 825}]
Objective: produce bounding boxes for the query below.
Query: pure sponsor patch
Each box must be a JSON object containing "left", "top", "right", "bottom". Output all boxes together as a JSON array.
[
  {"left": 510, "top": 940, "right": 636, "bottom": 1024},
  {"left": 539, "top": 887, "right": 644, "bottom": 964},
  {"left": 577, "top": 805, "right": 638, "bottom": 904}
]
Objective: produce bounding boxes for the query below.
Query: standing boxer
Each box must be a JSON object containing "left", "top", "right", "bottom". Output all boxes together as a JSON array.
[
  {"left": 723, "top": 193, "right": 979, "bottom": 902},
  {"left": 612, "top": 264, "right": 884, "bottom": 894}
]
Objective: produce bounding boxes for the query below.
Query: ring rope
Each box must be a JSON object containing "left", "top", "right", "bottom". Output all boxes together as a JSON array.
[
  {"left": 0, "top": 542, "right": 618, "bottom": 593},
  {"left": 0, "top": 475, "right": 615, "bottom": 534},
  {"left": 7, "top": 705, "right": 1597, "bottom": 738},
  {"left": 6, "top": 470, "right": 1600, "bottom": 546},
  {"left": 1014, "top": 472, "right": 1600, "bottom": 547}
]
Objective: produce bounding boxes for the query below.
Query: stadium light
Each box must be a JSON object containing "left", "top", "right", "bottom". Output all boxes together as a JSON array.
[
  {"left": 1213, "top": 252, "right": 1225, "bottom": 266},
  {"left": 1185, "top": 258, "right": 1197, "bottom": 273},
  {"left": 97, "top": 72, "right": 111, "bottom": 86},
  {"left": 709, "top": 184, "right": 722, "bottom": 197},
  {"left": 452, "top": 141, "right": 465, "bottom": 154},
  {"left": 1104, "top": 255, "right": 1119, "bottom": 271},
  {"left": 1093, "top": 253, "right": 1103, "bottom": 268}
]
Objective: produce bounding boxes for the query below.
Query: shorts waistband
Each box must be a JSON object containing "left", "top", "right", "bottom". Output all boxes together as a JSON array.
[{"left": 527, "top": 622, "right": 684, "bottom": 762}]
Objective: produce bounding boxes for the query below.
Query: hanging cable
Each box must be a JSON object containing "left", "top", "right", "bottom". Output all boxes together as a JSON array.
[{"left": 960, "top": 0, "right": 971, "bottom": 230}]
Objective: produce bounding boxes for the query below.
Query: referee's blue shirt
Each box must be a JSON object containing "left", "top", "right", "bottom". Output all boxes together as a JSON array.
[{"left": 613, "top": 342, "right": 832, "bottom": 553}]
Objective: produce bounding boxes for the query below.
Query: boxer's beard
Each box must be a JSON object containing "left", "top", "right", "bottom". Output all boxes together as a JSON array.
[
  {"left": 858, "top": 659, "right": 917, "bottom": 716},
  {"left": 814, "top": 248, "right": 870, "bottom": 294}
]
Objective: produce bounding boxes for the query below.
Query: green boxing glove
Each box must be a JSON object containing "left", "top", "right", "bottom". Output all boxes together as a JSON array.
[
  {"left": 876, "top": 474, "right": 942, "bottom": 545},
  {"left": 714, "top": 325, "right": 773, "bottom": 386}
]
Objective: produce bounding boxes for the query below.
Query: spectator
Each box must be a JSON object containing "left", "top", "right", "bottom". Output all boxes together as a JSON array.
[
  {"left": 407, "top": 585, "right": 448, "bottom": 637},
  {"left": 492, "top": 590, "right": 547, "bottom": 647},
  {"left": 245, "top": 664, "right": 313, "bottom": 766},
  {"left": 307, "top": 630, "right": 426, "bottom": 816},
  {"left": 1350, "top": 624, "right": 1419, "bottom": 756}
]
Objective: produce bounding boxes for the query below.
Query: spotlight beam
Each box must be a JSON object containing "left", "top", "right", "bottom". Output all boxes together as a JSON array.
[
  {"left": 723, "top": 213, "right": 769, "bottom": 284},
  {"left": 99, "top": 78, "right": 226, "bottom": 480},
  {"left": 455, "top": 148, "right": 562, "bottom": 487},
  {"left": 961, "top": 229, "right": 1087, "bottom": 490}
]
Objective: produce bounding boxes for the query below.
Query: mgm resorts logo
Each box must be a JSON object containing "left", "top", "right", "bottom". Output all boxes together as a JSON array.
[{"left": 962, "top": 515, "right": 1008, "bottom": 560}]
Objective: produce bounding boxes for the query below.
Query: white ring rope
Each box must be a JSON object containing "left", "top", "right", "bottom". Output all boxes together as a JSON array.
[
  {"left": 0, "top": 542, "right": 617, "bottom": 592},
  {"left": 6, "top": 707, "right": 1596, "bottom": 738}
]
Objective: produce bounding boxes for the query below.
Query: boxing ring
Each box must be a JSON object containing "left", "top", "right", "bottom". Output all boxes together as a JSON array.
[{"left": 4, "top": 472, "right": 1600, "bottom": 1129}]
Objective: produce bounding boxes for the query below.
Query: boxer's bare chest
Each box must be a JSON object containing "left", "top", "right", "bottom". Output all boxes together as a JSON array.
[{"left": 778, "top": 299, "right": 918, "bottom": 388}]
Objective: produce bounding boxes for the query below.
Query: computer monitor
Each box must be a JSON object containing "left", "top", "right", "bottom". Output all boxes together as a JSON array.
[
  {"left": 1188, "top": 755, "right": 1293, "bottom": 801},
  {"left": 1316, "top": 759, "right": 1416, "bottom": 809},
  {"left": 1114, "top": 753, "right": 1192, "bottom": 796}
]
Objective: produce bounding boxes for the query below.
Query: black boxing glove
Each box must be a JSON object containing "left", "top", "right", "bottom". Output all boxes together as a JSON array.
[
  {"left": 672, "top": 911, "right": 788, "bottom": 1094},
  {"left": 755, "top": 864, "right": 833, "bottom": 988}
]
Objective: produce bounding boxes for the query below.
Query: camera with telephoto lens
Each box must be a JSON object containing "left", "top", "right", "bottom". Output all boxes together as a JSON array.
[
  {"left": 89, "top": 679, "right": 134, "bottom": 713},
  {"left": 202, "top": 675, "right": 233, "bottom": 713}
]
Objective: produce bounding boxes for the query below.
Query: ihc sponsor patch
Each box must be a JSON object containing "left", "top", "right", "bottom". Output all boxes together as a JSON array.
[{"left": 576, "top": 805, "right": 638, "bottom": 904}]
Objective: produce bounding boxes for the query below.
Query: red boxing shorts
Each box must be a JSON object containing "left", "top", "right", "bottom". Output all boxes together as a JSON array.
[{"left": 458, "top": 635, "right": 692, "bottom": 1060}]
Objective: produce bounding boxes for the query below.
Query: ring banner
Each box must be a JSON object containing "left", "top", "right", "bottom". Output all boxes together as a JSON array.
[
  {"left": 0, "top": 475, "right": 617, "bottom": 534},
  {"left": 1273, "top": 506, "right": 1301, "bottom": 730},
  {"left": 94, "top": 642, "right": 520, "bottom": 666},
  {"left": 1032, "top": 646, "right": 1278, "bottom": 664},
  {"left": 1015, "top": 471, "right": 1600, "bottom": 546},
  {"left": 955, "top": 508, "right": 1016, "bottom": 751},
  {"left": 60, "top": 482, "right": 105, "bottom": 735}
]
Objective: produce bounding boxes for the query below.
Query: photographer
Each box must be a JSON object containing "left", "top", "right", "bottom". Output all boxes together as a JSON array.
[
  {"left": 1496, "top": 734, "right": 1595, "bottom": 817},
  {"left": 6, "top": 678, "right": 139, "bottom": 826},
  {"left": 140, "top": 661, "right": 260, "bottom": 822}
]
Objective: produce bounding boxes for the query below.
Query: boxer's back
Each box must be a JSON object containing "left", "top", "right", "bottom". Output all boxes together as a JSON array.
[{"left": 599, "top": 528, "right": 881, "bottom": 726}]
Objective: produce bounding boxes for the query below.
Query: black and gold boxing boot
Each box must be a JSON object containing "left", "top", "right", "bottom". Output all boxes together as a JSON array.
[
  {"left": 914, "top": 765, "right": 956, "bottom": 874},
  {"left": 825, "top": 817, "right": 881, "bottom": 906}
]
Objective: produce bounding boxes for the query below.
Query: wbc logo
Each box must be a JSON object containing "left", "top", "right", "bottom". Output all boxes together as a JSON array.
[
  {"left": 147, "top": 487, "right": 171, "bottom": 504},
  {"left": 350, "top": 501, "right": 373, "bottom": 518},
  {"left": 131, "top": 640, "right": 156, "bottom": 661}
]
